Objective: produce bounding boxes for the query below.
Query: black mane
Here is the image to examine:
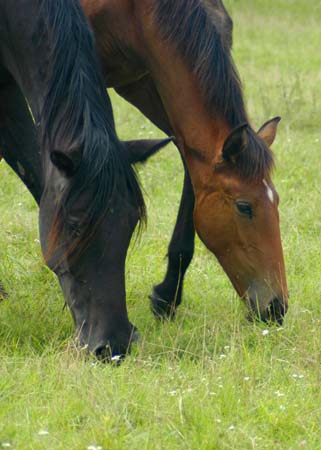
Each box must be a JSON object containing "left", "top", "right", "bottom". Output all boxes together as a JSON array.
[
  {"left": 39, "top": 0, "right": 145, "bottom": 254},
  {"left": 153, "top": 0, "right": 274, "bottom": 179}
]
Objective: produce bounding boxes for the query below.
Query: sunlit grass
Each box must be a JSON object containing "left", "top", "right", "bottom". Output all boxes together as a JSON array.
[{"left": 0, "top": 1, "right": 320, "bottom": 448}]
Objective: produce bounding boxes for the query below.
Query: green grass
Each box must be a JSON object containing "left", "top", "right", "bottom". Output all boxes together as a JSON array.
[{"left": 1, "top": 1, "right": 321, "bottom": 448}]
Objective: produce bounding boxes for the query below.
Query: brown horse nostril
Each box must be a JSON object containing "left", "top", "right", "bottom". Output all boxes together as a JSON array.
[{"left": 263, "top": 297, "right": 288, "bottom": 325}]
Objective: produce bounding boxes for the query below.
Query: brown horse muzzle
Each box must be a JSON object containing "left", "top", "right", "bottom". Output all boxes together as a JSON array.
[
  {"left": 246, "top": 293, "right": 289, "bottom": 325},
  {"left": 260, "top": 296, "right": 288, "bottom": 325}
]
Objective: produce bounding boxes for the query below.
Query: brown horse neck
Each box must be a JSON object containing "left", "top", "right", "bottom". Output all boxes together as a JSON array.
[
  {"left": 82, "top": 0, "right": 232, "bottom": 193},
  {"left": 133, "top": 2, "right": 232, "bottom": 194}
]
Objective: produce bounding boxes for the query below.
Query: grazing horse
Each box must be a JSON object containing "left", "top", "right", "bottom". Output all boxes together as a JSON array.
[
  {"left": 0, "top": 0, "right": 170, "bottom": 357},
  {"left": 81, "top": 0, "right": 289, "bottom": 323}
]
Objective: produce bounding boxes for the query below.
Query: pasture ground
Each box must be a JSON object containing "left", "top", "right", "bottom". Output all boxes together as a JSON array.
[{"left": 1, "top": 1, "right": 321, "bottom": 448}]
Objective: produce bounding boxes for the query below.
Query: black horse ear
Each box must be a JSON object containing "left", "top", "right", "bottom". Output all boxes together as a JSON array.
[
  {"left": 125, "top": 137, "right": 173, "bottom": 164},
  {"left": 222, "top": 123, "right": 248, "bottom": 163},
  {"left": 50, "top": 149, "right": 81, "bottom": 177},
  {"left": 257, "top": 117, "right": 281, "bottom": 147}
]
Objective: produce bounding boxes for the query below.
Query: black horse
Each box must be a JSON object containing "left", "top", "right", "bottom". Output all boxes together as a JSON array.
[{"left": 0, "top": 0, "right": 170, "bottom": 357}]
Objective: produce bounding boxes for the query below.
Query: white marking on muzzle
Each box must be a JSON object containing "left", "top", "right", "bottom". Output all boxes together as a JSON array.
[{"left": 263, "top": 179, "right": 274, "bottom": 204}]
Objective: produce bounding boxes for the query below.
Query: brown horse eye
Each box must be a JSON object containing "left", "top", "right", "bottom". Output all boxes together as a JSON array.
[{"left": 236, "top": 201, "right": 253, "bottom": 219}]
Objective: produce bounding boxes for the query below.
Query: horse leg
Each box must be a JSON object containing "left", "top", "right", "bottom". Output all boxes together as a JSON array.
[
  {"left": 0, "top": 78, "right": 43, "bottom": 204},
  {"left": 150, "top": 162, "right": 195, "bottom": 318},
  {"left": 116, "top": 75, "right": 195, "bottom": 318},
  {"left": 0, "top": 79, "right": 43, "bottom": 298}
]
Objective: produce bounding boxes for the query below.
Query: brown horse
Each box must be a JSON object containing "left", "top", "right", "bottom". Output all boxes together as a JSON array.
[{"left": 81, "top": 0, "right": 288, "bottom": 323}]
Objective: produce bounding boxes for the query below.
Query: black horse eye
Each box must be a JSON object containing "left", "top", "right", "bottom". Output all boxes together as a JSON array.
[{"left": 236, "top": 201, "right": 253, "bottom": 219}]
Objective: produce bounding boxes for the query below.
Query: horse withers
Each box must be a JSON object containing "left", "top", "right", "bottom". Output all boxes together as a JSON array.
[
  {"left": 82, "top": 0, "right": 288, "bottom": 323},
  {"left": 0, "top": 0, "right": 170, "bottom": 358}
]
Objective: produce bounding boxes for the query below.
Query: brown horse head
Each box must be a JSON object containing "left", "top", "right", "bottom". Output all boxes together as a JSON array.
[
  {"left": 81, "top": 0, "right": 289, "bottom": 324},
  {"left": 193, "top": 117, "right": 288, "bottom": 323}
]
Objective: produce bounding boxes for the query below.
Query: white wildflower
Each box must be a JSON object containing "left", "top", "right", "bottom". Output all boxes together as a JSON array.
[
  {"left": 274, "top": 391, "right": 285, "bottom": 397},
  {"left": 38, "top": 430, "right": 49, "bottom": 436}
]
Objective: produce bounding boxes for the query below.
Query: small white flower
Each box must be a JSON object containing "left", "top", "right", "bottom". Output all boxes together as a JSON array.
[
  {"left": 219, "top": 354, "right": 226, "bottom": 359},
  {"left": 274, "top": 391, "right": 285, "bottom": 397},
  {"left": 38, "top": 430, "right": 49, "bottom": 436},
  {"left": 2, "top": 444, "right": 12, "bottom": 448},
  {"left": 298, "top": 374, "right": 304, "bottom": 379},
  {"left": 262, "top": 329, "right": 269, "bottom": 336},
  {"left": 244, "top": 376, "right": 250, "bottom": 381},
  {"left": 87, "top": 446, "right": 103, "bottom": 450},
  {"left": 228, "top": 425, "right": 235, "bottom": 431},
  {"left": 215, "top": 418, "right": 222, "bottom": 423},
  {"left": 224, "top": 345, "right": 230, "bottom": 350}
]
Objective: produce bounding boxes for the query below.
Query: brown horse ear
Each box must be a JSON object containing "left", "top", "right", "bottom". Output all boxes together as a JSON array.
[
  {"left": 125, "top": 137, "right": 173, "bottom": 164},
  {"left": 222, "top": 123, "right": 248, "bottom": 163},
  {"left": 257, "top": 117, "right": 281, "bottom": 147}
]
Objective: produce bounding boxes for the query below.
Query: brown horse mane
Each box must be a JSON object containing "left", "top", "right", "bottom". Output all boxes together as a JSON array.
[{"left": 153, "top": 0, "right": 274, "bottom": 180}]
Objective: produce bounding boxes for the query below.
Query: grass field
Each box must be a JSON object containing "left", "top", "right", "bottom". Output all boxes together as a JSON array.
[{"left": 1, "top": 1, "right": 321, "bottom": 449}]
